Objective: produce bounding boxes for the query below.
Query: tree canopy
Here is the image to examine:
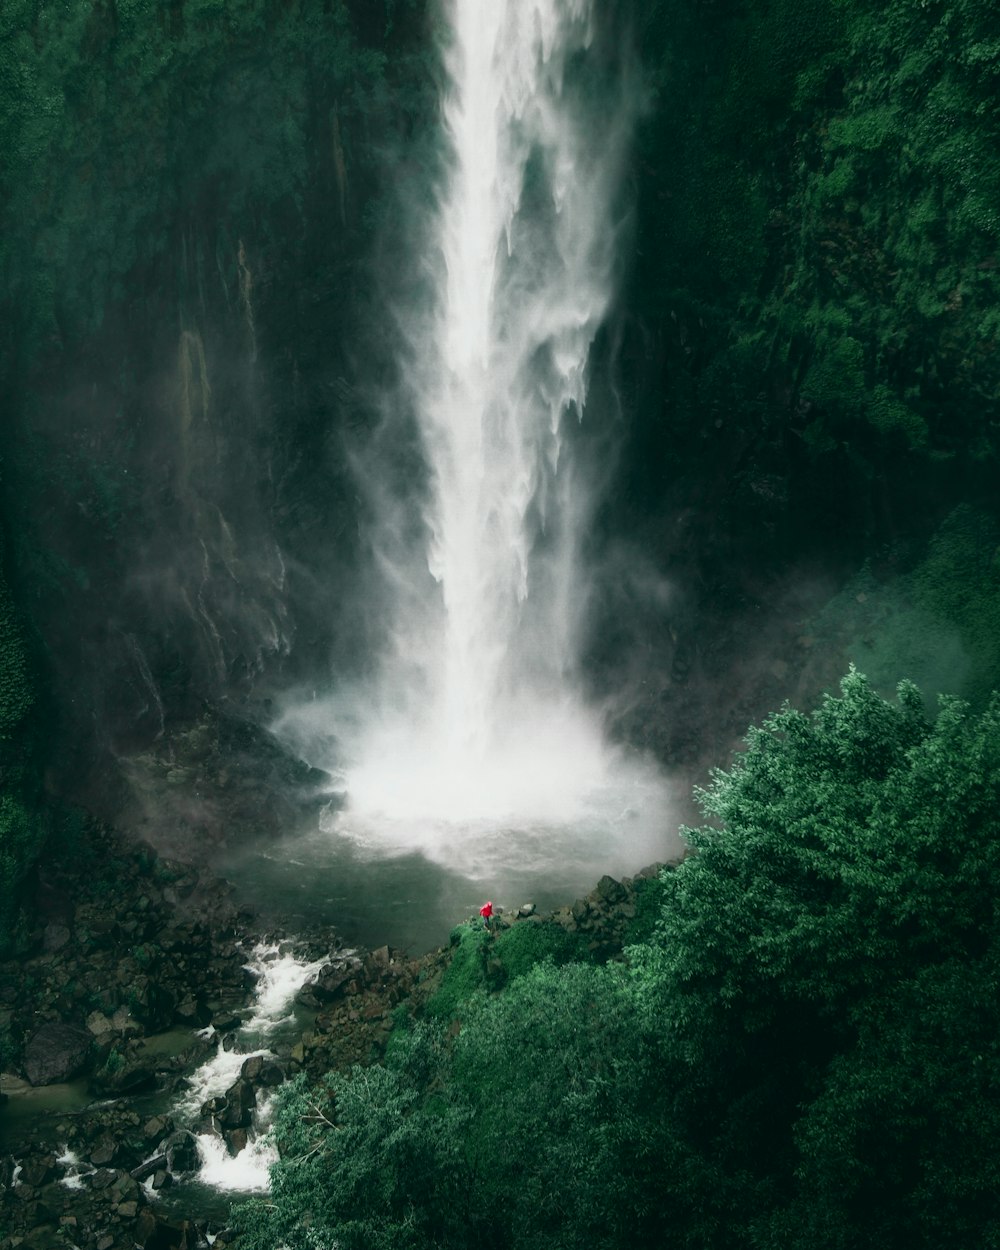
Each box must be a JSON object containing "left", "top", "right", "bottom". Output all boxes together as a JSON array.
[{"left": 235, "top": 672, "right": 1000, "bottom": 1249}]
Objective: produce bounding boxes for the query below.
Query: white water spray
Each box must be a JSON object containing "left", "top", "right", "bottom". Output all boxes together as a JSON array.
[
  {"left": 275, "top": 0, "right": 676, "bottom": 887},
  {"left": 175, "top": 942, "right": 327, "bottom": 1193}
]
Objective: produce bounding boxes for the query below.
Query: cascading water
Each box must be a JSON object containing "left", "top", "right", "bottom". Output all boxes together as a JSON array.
[
  {"left": 177, "top": 943, "right": 328, "bottom": 1193},
  {"left": 262, "top": 0, "right": 679, "bottom": 938}
]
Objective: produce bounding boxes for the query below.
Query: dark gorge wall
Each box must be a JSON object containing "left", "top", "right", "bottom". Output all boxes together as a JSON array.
[
  {"left": 592, "top": 0, "right": 1000, "bottom": 754},
  {"left": 1, "top": 0, "right": 437, "bottom": 821}
]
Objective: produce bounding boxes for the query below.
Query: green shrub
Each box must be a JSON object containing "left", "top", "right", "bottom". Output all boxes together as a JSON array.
[
  {"left": 423, "top": 923, "right": 492, "bottom": 1020},
  {"left": 491, "top": 919, "right": 589, "bottom": 983}
]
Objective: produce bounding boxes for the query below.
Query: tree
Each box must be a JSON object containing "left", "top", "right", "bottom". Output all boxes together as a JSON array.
[{"left": 631, "top": 669, "right": 1000, "bottom": 1246}]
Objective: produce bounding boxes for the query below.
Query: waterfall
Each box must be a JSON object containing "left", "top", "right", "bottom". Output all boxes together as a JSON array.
[
  {"left": 415, "top": 0, "right": 617, "bottom": 756},
  {"left": 273, "top": 0, "right": 676, "bottom": 893}
]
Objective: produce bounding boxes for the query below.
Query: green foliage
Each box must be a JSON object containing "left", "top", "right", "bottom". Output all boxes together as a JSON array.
[
  {"left": 629, "top": 669, "right": 1000, "bottom": 1245},
  {"left": 233, "top": 1066, "right": 469, "bottom": 1250},
  {"left": 0, "top": 548, "right": 33, "bottom": 737},
  {"left": 234, "top": 674, "right": 1000, "bottom": 1248},
  {"left": 447, "top": 962, "right": 659, "bottom": 1249},
  {"left": 629, "top": 0, "right": 1000, "bottom": 562},
  {"left": 426, "top": 918, "right": 592, "bottom": 1020},
  {"left": 812, "top": 506, "right": 1000, "bottom": 705},
  {"left": 0, "top": 793, "right": 46, "bottom": 953},
  {"left": 423, "top": 922, "right": 492, "bottom": 1020},
  {"left": 490, "top": 918, "right": 589, "bottom": 983},
  {"left": 0, "top": 0, "right": 400, "bottom": 364}
]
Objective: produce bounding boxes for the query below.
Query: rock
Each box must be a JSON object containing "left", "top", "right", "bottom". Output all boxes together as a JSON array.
[
  {"left": 43, "top": 923, "right": 71, "bottom": 952},
  {"left": 131, "top": 1153, "right": 167, "bottom": 1182},
  {"left": 17, "top": 1155, "right": 56, "bottom": 1187},
  {"left": 117, "top": 1200, "right": 138, "bottom": 1218},
  {"left": 86, "top": 1011, "right": 114, "bottom": 1038},
  {"left": 309, "top": 964, "right": 352, "bottom": 1002},
  {"left": 224, "top": 1128, "right": 249, "bottom": 1156},
  {"left": 593, "top": 875, "right": 627, "bottom": 905},
  {"left": 23, "top": 1021, "right": 92, "bottom": 1085},
  {"left": 89, "top": 1051, "right": 156, "bottom": 1095},
  {"left": 90, "top": 1167, "right": 116, "bottom": 1191},
  {"left": 165, "top": 1130, "right": 200, "bottom": 1173},
  {"left": 89, "top": 1137, "right": 118, "bottom": 1167},
  {"left": 211, "top": 1010, "right": 242, "bottom": 1032},
  {"left": 220, "top": 1079, "right": 256, "bottom": 1128},
  {"left": 143, "top": 1115, "right": 173, "bottom": 1143},
  {"left": 134, "top": 1210, "right": 158, "bottom": 1244},
  {"left": 518, "top": 903, "right": 536, "bottom": 916},
  {"left": 151, "top": 1169, "right": 172, "bottom": 1189},
  {"left": 173, "top": 997, "right": 203, "bottom": 1024},
  {"left": 571, "top": 898, "right": 589, "bottom": 923},
  {"left": 110, "top": 1006, "right": 142, "bottom": 1037},
  {"left": 258, "top": 1058, "right": 284, "bottom": 1086},
  {"left": 240, "top": 1055, "right": 264, "bottom": 1082}
]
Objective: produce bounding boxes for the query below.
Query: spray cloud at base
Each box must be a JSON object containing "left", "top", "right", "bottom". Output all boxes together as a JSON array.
[{"left": 271, "top": 0, "right": 680, "bottom": 899}]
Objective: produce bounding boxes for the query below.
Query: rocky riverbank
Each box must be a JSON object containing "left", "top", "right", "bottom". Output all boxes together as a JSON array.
[{"left": 1, "top": 818, "right": 669, "bottom": 1250}]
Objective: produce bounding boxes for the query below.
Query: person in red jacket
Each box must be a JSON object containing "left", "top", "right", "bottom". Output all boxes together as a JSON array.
[{"left": 479, "top": 900, "right": 493, "bottom": 932}]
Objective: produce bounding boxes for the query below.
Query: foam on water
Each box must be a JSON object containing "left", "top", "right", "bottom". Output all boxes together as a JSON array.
[
  {"left": 194, "top": 1094, "right": 279, "bottom": 1194},
  {"left": 176, "top": 942, "right": 323, "bottom": 1119},
  {"left": 170, "top": 941, "right": 330, "bottom": 1194}
]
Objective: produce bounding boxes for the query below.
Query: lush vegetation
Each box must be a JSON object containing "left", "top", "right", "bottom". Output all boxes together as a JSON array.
[
  {"left": 2, "top": 3, "right": 999, "bottom": 1233},
  {"left": 233, "top": 672, "right": 1000, "bottom": 1248},
  {"left": 0, "top": 530, "right": 43, "bottom": 950},
  {"left": 625, "top": 0, "right": 1000, "bottom": 569}
]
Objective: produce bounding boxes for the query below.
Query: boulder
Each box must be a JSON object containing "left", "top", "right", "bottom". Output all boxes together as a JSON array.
[
  {"left": 165, "top": 1130, "right": 200, "bottom": 1173},
  {"left": 592, "top": 874, "right": 627, "bottom": 906},
  {"left": 131, "top": 1153, "right": 168, "bottom": 1182},
  {"left": 89, "top": 1136, "right": 118, "bottom": 1167},
  {"left": 224, "top": 1127, "right": 249, "bottom": 1156},
  {"left": 17, "top": 1154, "right": 56, "bottom": 1187},
  {"left": 23, "top": 1021, "right": 92, "bottom": 1085},
  {"left": 43, "top": 923, "right": 71, "bottom": 952},
  {"left": 219, "top": 1079, "right": 256, "bottom": 1128}
]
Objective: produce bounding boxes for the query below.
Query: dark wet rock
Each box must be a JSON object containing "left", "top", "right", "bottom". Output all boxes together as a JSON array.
[
  {"left": 23, "top": 1021, "right": 92, "bottom": 1086},
  {"left": 90, "top": 1167, "right": 117, "bottom": 1191},
  {"left": 142, "top": 1115, "right": 173, "bottom": 1143},
  {"left": 89, "top": 1050, "right": 156, "bottom": 1096},
  {"left": 89, "top": 1137, "right": 118, "bottom": 1167},
  {"left": 17, "top": 1154, "right": 56, "bottom": 1187},
  {"left": 151, "top": 1168, "right": 172, "bottom": 1189},
  {"left": 42, "top": 923, "right": 71, "bottom": 953},
  {"left": 209, "top": 1008, "right": 242, "bottom": 1032},
  {"left": 309, "top": 962, "right": 354, "bottom": 1002},
  {"left": 134, "top": 1209, "right": 159, "bottom": 1245},
  {"left": 239, "top": 1054, "right": 264, "bottom": 1081},
  {"left": 295, "top": 984, "right": 321, "bottom": 1009},
  {"left": 224, "top": 1127, "right": 249, "bottom": 1155},
  {"left": 219, "top": 1079, "right": 256, "bottom": 1128},
  {"left": 173, "top": 997, "right": 208, "bottom": 1026},
  {"left": 258, "top": 1058, "right": 285, "bottom": 1086},
  {"left": 164, "top": 1131, "right": 200, "bottom": 1173},
  {"left": 130, "top": 1153, "right": 168, "bottom": 1182},
  {"left": 592, "top": 874, "right": 627, "bottom": 905}
]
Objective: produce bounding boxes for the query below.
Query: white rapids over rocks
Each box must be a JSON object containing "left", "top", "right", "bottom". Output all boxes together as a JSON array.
[{"left": 173, "top": 941, "right": 329, "bottom": 1194}]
